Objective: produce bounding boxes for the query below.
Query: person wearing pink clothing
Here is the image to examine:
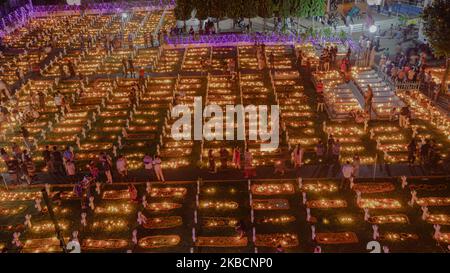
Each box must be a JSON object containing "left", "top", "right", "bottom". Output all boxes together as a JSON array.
[{"left": 232, "top": 147, "right": 241, "bottom": 169}]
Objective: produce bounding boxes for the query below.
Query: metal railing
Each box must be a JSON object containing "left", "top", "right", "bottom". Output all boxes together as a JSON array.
[
  {"left": 395, "top": 80, "right": 421, "bottom": 91},
  {"left": 373, "top": 64, "right": 421, "bottom": 91}
]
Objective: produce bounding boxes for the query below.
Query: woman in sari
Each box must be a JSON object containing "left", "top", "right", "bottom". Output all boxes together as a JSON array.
[
  {"left": 128, "top": 184, "right": 138, "bottom": 203},
  {"left": 232, "top": 146, "right": 241, "bottom": 169},
  {"left": 291, "top": 144, "right": 304, "bottom": 168}
]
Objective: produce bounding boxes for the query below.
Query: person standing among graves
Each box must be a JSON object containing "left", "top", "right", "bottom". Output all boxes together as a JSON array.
[
  {"left": 316, "top": 80, "right": 324, "bottom": 95},
  {"left": 128, "top": 183, "right": 139, "bottom": 203},
  {"left": 59, "top": 64, "right": 65, "bottom": 79},
  {"left": 6, "top": 157, "right": 19, "bottom": 185},
  {"left": 0, "top": 102, "right": 9, "bottom": 123},
  {"left": 150, "top": 33, "right": 154, "bottom": 47},
  {"left": 128, "top": 33, "right": 134, "bottom": 50},
  {"left": 327, "top": 134, "right": 335, "bottom": 163},
  {"left": 208, "top": 149, "right": 216, "bottom": 173},
  {"left": 116, "top": 154, "right": 128, "bottom": 180},
  {"left": 331, "top": 139, "right": 341, "bottom": 174},
  {"left": 399, "top": 105, "right": 410, "bottom": 128},
  {"left": 389, "top": 107, "right": 398, "bottom": 121},
  {"left": 340, "top": 161, "right": 354, "bottom": 190},
  {"left": 232, "top": 146, "right": 241, "bottom": 169},
  {"left": 408, "top": 138, "right": 417, "bottom": 166},
  {"left": 15, "top": 68, "right": 24, "bottom": 84},
  {"left": 274, "top": 148, "right": 288, "bottom": 176},
  {"left": 315, "top": 140, "right": 325, "bottom": 165},
  {"left": 143, "top": 153, "right": 154, "bottom": 182},
  {"left": 11, "top": 143, "right": 21, "bottom": 160},
  {"left": 292, "top": 144, "right": 304, "bottom": 168},
  {"left": 235, "top": 220, "right": 246, "bottom": 239},
  {"left": 79, "top": 175, "right": 92, "bottom": 209},
  {"left": 420, "top": 139, "right": 431, "bottom": 167},
  {"left": 364, "top": 85, "right": 374, "bottom": 119},
  {"left": 0, "top": 148, "right": 9, "bottom": 162},
  {"left": 157, "top": 30, "right": 162, "bottom": 46},
  {"left": 68, "top": 60, "right": 76, "bottom": 78},
  {"left": 61, "top": 94, "right": 70, "bottom": 114},
  {"left": 101, "top": 153, "right": 113, "bottom": 184},
  {"left": 153, "top": 155, "right": 165, "bottom": 182},
  {"left": 219, "top": 148, "right": 229, "bottom": 169},
  {"left": 352, "top": 155, "right": 361, "bottom": 178},
  {"left": 43, "top": 145, "right": 52, "bottom": 173},
  {"left": 54, "top": 91, "right": 63, "bottom": 114},
  {"left": 128, "top": 56, "right": 135, "bottom": 78},
  {"left": 138, "top": 67, "right": 145, "bottom": 89},
  {"left": 21, "top": 149, "right": 35, "bottom": 184},
  {"left": 63, "top": 146, "right": 75, "bottom": 176},
  {"left": 51, "top": 146, "right": 65, "bottom": 176}
]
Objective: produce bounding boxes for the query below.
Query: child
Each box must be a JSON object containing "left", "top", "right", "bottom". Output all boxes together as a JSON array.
[{"left": 128, "top": 184, "right": 138, "bottom": 203}]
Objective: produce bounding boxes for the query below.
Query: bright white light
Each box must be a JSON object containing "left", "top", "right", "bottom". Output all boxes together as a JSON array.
[
  {"left": 122, "top": 13, "right": 128, "bottom": 19},
  {"left": 66, "top": 0, "right": 81, "bottom": 5},
  {"left": 369, "top": 25, "right": 378, "bottom": 33}
]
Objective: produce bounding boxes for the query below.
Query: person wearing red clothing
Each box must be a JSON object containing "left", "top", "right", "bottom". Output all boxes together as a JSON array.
[
  {"left": 138, "top": 67, "right": 145, "bottom": 88},
  {"left": 316, "top": 80, "right": 324, "bottom": 94}
]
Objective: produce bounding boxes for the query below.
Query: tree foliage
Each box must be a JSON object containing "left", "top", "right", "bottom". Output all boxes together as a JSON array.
[
  {"left": 257, "top": 0, "right": 274, "bottom": 18},
  {"left": 242, "top": 0, "right": 258, "bottom": 19},
  {"left": 174, "top": 0, "right": 326, "bottom": 20},
  {"left": 422, "top": 0, "right": 450, "bottom": 58},
  {"left": 226, "top": 0, "right": 243, "bottom": 19},
  {"left": 174, "top": 0, "right": 193, "bottom": 21},
  {"left": 294, "top": 0, "right": 326, "bottom": 17},
  {"left": 210, "top": 0, "right": 228, "bottom": 20},
  {"left": 422, "top": 0, "right": 450, "bottom": 92},
  {"left": 193, "top": 0, "right": 210, "bottom": 20}
]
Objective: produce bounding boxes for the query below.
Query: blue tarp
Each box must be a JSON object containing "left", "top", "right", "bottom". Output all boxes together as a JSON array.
[{"left": 390, "top": 3, "right": 423, "bottom": 17}]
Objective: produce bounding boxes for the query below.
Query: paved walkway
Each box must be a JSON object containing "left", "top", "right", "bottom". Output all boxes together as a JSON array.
[{"left": 14, "top": 161, "right": 446, "bottom": 187}]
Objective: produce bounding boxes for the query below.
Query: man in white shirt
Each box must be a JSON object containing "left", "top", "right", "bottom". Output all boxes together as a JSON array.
[{"left": 340, "top": 161, "right": 354, "bottom": 190}]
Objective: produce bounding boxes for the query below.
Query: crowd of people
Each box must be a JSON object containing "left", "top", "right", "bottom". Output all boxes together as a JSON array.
[
  {"left": 200, "top": 135, "right": 362, "bottom": 180},
  {"left": 172, "top": 19, "right": 218, "bottom": 37},
  {"left": 407, "top": 138, "right": 444, "bottom": 174},
  {"left": 378, "top": 43, "right": 443, "bottom": 101},
  {"left": 318, "top": 45, "right": 339, "bottom": 72},
  {"left": 0, "top": 144, "right": 36, "bottom": 185},
  {"left": 0, "top": 140, "right": 170, "bottom": 186},
  {"left": 1, "top": 9, "right": 449, "bottom": 187}
]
